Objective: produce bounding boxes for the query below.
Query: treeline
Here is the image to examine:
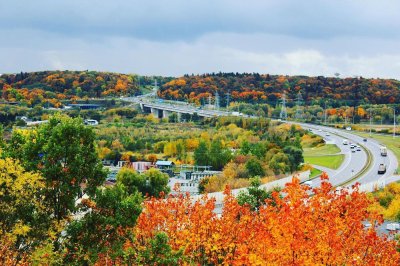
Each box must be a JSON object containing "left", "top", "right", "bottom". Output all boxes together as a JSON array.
[
  {"left": 0, "top": 71, "right": 173, "bottom": 107},
  {"left": 158, "top": 72, "right": 400, "bottom": 106}
]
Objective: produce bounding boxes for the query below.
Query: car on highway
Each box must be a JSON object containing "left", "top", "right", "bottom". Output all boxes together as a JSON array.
[
  {"left": 352, "top": 149, "right": 356, "bottom": 153},
  {"left": 342, "top": 139, "right": 349, "bottom": 145},
  {"left": 303, "top": 180, "right": 313, "bottom": 186},
  {"left": 380, "top": 146, "right": 388, "bottom": 157},
  {"left": 378, "top": 164, "right": 387, "bottom": 174},
  {"left": 357, "top": 147, "right": 361, "bottom": 151},
  {"left": 325, "top": 132, "right": 330, "bottom": 136},
  {"left": 363, "top": 138, "right": 367, "bottom": 142}
]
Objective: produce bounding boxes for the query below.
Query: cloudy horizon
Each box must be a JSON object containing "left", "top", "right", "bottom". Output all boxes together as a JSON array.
[{"left": 1, "top": 0, "right": 400, "bottom": 79}]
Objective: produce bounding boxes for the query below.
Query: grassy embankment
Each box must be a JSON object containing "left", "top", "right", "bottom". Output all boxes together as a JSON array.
[{"left": 304, "top": 144, "right": 345, "bottom": 170}]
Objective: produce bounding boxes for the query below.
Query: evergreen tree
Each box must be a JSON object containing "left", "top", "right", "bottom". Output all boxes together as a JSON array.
[{"left": 194, "top": 140, "right": 210, "bottom": 166}]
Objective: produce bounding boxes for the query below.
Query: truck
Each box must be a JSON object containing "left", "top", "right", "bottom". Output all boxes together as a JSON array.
[
  {"left": 342, "top": 139, "right": 349, "bottom": 145},
  {"left": 378, "top": 164, "right": 386, "bottom": 175},
  {"left": 386, "top": 223, "right": 400, "bottom": 231},
  {"left": 380, "top": 146, "right": 387, "bottom": 157}
]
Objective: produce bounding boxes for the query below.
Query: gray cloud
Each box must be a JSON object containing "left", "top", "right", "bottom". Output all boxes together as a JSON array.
[{"left": 0, "top": 0, "right": 399, "bottom": 78}]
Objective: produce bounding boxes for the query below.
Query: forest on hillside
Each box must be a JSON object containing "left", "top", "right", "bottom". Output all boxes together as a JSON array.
[
  {"left": 158, "top": 73, "right": 400, "bottom": 107},
  {"left": 0, "top": 71, "right": 173, "bottom": 107}
]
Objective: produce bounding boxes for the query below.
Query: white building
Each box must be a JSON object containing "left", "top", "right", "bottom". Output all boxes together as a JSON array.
[{"left": 169, "top": 170, "right": 221, "bottom": 195}]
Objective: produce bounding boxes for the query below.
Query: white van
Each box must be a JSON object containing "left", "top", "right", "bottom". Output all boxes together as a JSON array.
[{"left": 84, "top": 119, "right": 99, "bottom": 126}]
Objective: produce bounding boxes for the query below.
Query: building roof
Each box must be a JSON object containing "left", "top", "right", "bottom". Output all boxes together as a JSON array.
[
  {"left": 156, "top": 160, "right": 175, "bottom": 166},
  {"left": 69, "top": 104, "right": 101, "bottom": 107}
]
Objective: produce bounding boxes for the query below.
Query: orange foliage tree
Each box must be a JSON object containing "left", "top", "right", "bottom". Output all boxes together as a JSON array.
[{"left": 122, "top": 173, "right": 400, "bottom": 265}]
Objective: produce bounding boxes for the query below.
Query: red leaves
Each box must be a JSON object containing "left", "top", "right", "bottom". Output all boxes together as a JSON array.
[{"left": 130, "top": 175, "right": 400, "bottom": 265}]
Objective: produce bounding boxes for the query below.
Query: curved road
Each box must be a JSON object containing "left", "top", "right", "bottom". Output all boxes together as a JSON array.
[
  {"left": 122, "top": 95, "right": 399, "bottom": 189},
  {"left": 299, "top": 123, "right": 398, "bottom": 188}
]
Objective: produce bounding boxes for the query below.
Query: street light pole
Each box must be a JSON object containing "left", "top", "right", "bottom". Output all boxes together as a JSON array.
[
  {"left": 393, "top": 108, "right": 396, "bottom": 139},
  {"left": 369, "top": 109, "right": 372, "bottom": 137}
]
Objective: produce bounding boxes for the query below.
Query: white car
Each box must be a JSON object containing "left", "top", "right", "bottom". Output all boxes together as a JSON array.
[{"left": 303, "top": 180, "right": 313, "bottom": 186}]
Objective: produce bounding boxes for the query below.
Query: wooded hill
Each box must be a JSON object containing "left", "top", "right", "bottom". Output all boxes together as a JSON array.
[
  {"left": 0, "top": 71, "right": 173, "bottom": 107},
  {"left": 158, "top": 73, "right": 400, "bottom": 107},
  {"left": 2, "top": 71, "right": 399, "bottom": 108}
]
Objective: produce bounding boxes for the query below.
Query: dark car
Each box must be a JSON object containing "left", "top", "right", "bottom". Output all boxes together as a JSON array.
[
  {"left": 363, "top": 138, "right": 367, "bottom": 142},
  {"left": 378, "top": 164, "right": 386, "bottom": 175}
]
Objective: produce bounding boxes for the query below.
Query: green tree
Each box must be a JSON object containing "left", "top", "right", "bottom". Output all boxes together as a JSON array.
[
  {"left": 8, "top": 115, "right": 107, "bottom": 221},
  {"left": 117, "top": 167, "right": 170, "bottom": 198},
  {"left": 209, "top": 139, "right": 232, "bottom": 170},
  {"left": 245, "top": 157, "right": 265, "bottom": 177},
  {"left": 142, "top": 168, "right": 170, "bottom": 197},
  {"left": 63, "top": 184, "right": 143, "bottom": 264},
  {"left": 283, "top": 146, "right": 304, "bottom": 172},
  {"left": 194, "top": 140, "right": 210, "bottom": 166},
  {"left": 237, "top": 177, "right": 279, "bottom": 211}
]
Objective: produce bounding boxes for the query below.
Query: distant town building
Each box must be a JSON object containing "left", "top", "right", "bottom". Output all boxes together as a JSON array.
[
  {"left": 169, "top": 170, "right": 221, "bottom": 195},
  {"left": 155, "top": 160, "right": 175, "bottom": 169}
]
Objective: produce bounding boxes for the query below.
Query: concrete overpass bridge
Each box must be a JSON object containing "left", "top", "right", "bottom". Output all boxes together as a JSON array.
[{"left": 123, "top": 97, "right": 234, "bottom": 119}]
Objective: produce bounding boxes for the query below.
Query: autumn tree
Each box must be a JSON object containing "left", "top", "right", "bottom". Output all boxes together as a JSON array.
[
  {"left": 129, "top": 173, "right": 400, "bottom": 265},
  {"left": 0, "top": 158, "right": 49, "bottom": 256}
]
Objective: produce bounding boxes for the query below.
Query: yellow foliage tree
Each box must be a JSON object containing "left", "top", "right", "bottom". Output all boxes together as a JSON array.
[{"left": 0, "top": 158, "right": 48, "bottom": 253}]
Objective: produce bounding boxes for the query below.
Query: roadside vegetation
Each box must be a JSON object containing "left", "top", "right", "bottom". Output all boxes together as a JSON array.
[{"left": 370, "top": 182, "right": 400, "bottom": 221}]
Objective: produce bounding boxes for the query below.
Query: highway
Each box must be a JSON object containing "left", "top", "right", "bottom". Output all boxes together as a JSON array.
[
  {"left": 121, "top": 95, "right": 399, "bottom": 188},
  {"left": 299, "top": 123, "right": 398, "bottom": 189}
]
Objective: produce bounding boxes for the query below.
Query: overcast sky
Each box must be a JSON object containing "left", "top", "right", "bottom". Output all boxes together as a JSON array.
[{"left": 1, "top": 0, "right": 399, "bottom": 78}]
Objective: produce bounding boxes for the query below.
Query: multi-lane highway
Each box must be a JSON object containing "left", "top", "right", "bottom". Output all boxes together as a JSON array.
[
  {"left": 122, "top": 94, "right": 399, "bottom": 188},
  {"left": 299, "top": 123, "right": 398, "bottom": 188}
]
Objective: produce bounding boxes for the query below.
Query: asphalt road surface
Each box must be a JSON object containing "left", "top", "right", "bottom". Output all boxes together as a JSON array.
[{"left": 298, "top": 123, "right": 398, "bottom": 188}]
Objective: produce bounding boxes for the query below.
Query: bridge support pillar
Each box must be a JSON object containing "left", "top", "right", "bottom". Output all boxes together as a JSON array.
[
  {"left": 139, "top": 103, "right": 144, "bottom": 111},
  {"left": 177, "top": 112, "right": 182, "bottom": 122},
  {"left": 163, "top": 110, "right": 170, "bottom": 119},
  {"left": 150, "top": 107, "right": 157, "bottom": 116}
]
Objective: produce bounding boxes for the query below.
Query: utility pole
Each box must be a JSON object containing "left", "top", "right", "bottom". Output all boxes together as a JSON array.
[
  {"left": 369, "top": 108, "right": 372, "bottom": 137},
  {"left": 279, "top": 93, "right": 287, "bottom": 120},
  {"left": 295, "top": 91, "right": 303, "bottom": 120},
  {"left": 393, "top": 108, "right": 396, "bottom": 139}
]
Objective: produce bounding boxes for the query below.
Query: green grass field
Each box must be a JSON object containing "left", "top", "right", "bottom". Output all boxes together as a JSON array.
[
  {"left": 309, "top": 168, "right": 323, "bottom": 178},
  {"left": 304, "top": 154, "right": 345, "bottom": 170},
  {"left": 303, "top": 144, "right": 341, "bottom": 156}
]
